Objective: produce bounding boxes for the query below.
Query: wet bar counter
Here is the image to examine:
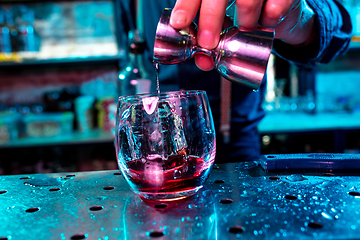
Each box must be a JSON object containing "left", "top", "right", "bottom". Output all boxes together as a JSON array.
[{"left": 1, "top": 162, "right": 360, "bottom": 239}]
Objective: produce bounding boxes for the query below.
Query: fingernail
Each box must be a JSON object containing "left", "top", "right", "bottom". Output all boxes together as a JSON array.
[
  {"left": 199, "top": 30, "right": 217, "bottom": 49},
  {"left": 170, "top": 10, "right": 187, "bottom": 26}
]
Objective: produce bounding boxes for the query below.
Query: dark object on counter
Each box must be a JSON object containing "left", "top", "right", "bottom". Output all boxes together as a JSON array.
[{"left": 259, "top": 153, "right": 360, "bottom": 172}]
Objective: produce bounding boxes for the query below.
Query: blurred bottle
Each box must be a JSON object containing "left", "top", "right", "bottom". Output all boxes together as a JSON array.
[
  {"left": 4, "top": 8, "right": 19, "bottom": 52},
  {"left": 356, "top": 0, "right": 360, "bottom": 37},
  {"left": 0, "top": 8, "right": 5, "bottom": 52},
  {"left": 18, "top": 5, "right": 28, "bottom": 52},
  {"left": 95, "top": 96, "right": 115, "bottom": 132},
  {"left": 74, "top": 95, "right": 95, "bottom": 133},
  {"left": 117, "top": 29, "right": 152, "bottom": 97},
  {"left": 43, "top": 90, "right": 61, "bottom": 112},
  {"left": 18, "top": 5, "right": 37, "bottom": 52},
  {"left": 0, "top": 7, "right": 11, "bottom": 54},
  {"left": 43, "top": 87, "right": 80, "bottom": 113}
]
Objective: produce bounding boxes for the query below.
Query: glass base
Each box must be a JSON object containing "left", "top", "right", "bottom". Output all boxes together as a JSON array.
[{"left": 138, "top": 186, "right": 203, "bottom": 202}]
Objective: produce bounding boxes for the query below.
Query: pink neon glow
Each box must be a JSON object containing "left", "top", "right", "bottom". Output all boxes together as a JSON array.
[{"left": 142, "top": 97, "right": 159, "bottom": 115}]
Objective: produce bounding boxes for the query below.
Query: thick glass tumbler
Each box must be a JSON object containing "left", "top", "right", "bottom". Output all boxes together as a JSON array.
[{"left": 115, "top": 90, "right": 216, "bottom": 201}]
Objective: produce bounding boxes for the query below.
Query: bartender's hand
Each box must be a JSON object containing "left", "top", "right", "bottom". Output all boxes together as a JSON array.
[{"left": 170, "top": 0, "right": 316, "bottom": 71}]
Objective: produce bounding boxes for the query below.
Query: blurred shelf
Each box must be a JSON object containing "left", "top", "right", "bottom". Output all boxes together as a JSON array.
[
  {"left": 348, "top": 35, "right": 360, "bottom": 51},
  {"left": 3, "top": 113, "right": 360, "bottom": 148},
  {"left": 0, "top": 129, "right": 114, "bottom": 149},
  {"left": 259, "top": 112, "right": 360, "bottom": 134},
  {"left": 0, "top": 54, "right": 124, "bottom": 68}
]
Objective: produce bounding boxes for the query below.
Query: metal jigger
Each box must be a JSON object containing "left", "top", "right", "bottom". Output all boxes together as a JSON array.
[{"left": 153, "top": 8, "right": 275, "bottom": 90}]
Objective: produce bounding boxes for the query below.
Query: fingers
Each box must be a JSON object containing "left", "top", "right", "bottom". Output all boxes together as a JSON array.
[
  {"left": 198, "top": 0, "right": 228, "bottom": 49},
  {"left": 194, "top": 0, "right": 227, "bottom": 70},
  {"left": 172, "top": 0, "right": 227, "bottom": 70},
  {"left": 170, "top": 0, "right": 201, "bottom": 29},
  {"left": 235, "top": 0, "right": 265, "bottom": 29},
  {"left": 195, "top": 55, "right": 214, "bottom": 71}
]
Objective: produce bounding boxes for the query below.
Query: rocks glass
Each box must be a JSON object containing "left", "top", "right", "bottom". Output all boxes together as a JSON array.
[{"left": 115, "top": 90, "right": 216, "bottom": 201}]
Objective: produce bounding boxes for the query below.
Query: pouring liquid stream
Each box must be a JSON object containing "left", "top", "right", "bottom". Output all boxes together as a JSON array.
[
  {"left": 152, "top": 60, "right": 165, "bottom": 160},
  {"left": 152, "top": 60, "right": 190, "bottom": 162},
  {"left": 153, "top": 61, "right": 161, "bottom": 97}
]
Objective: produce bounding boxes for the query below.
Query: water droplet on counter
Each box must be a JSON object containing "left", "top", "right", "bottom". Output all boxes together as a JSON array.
[
  {"left": 24, "top": 177, "right": 67, "bottom": 187},
  {"left": 321, "top": 212, "right": 332, "bottom": 220},
  {"left": 285, "top": 174, "right": 307, "bottom": 182}
]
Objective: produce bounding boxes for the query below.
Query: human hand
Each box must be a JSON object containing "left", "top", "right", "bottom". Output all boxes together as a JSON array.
[{"left": 169, "top": 0, "right": 315, "bottom": 71}]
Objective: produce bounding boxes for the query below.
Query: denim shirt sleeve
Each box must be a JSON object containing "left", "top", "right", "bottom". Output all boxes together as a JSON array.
[{"left": 272, "top": 0, "right": 353, "bottom": 68}]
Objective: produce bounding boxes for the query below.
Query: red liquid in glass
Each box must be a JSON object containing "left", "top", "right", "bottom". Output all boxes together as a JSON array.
[{"left": 124, "top": 155, "right": 211, "bottom": 200}]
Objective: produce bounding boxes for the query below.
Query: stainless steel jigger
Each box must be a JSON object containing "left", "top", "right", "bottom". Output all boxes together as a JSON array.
[{"left": 153, "top": 8, "right": 275, "bottom": 90}]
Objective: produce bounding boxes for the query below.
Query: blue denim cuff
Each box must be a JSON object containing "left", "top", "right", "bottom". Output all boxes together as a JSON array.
[{"left": 272, "top": 0, "right": 352, "bottom": 68}]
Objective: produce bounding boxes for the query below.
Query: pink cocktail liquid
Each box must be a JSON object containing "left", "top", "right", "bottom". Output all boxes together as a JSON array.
[{"left": 121, "top": 153, "right": 213, "bottom": 201}]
